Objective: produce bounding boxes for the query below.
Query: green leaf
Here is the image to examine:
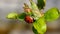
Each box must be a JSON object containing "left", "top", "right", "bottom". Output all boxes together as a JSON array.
[
  {"left": 7, "top": 12, "right": 18, "bottom": 19},
  {"left": 29, "top": 0, "right": 41, "bottom": 20},
  {"left": 58, "top": 11, "right": 60, "bottom": 16},
  {"left": 32, "top": 26, "right": 39, "bottom": 34},
  {"left": 33, "top": 17, "right": 46, "bottom": 34},
  {"left": 30, "top": 0, "right": 39, "bottom": 10},
  {"left": 18, "top": 13, "right": 26, "bottom": 20},
  {"left": 44, "top": 8, "right": 59, "bottom": 21},
  {"left": 37, "top": 0, "right": 46, "bottom": 9}
]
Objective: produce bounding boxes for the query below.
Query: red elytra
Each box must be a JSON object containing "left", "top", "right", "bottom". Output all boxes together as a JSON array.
[{"left": 25, "top": 16, "right": 34, "bottom": 23}]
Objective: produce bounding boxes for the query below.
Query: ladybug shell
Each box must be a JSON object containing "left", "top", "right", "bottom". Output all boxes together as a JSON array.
[{"left": 25, "top": 16, "right": 33, "bottom": 23}]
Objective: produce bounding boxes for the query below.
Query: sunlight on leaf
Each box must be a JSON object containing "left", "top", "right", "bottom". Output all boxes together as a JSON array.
[
  {"left": 33, "top": 17, "right": 46, "bottom": 34},
  {"left": 44, "top": 8, "right": 59, "bottom": 21}
]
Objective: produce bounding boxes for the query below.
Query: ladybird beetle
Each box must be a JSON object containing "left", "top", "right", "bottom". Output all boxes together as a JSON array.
[{"left": 25, "top": 16, "right": 34, "bottom": 23}]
